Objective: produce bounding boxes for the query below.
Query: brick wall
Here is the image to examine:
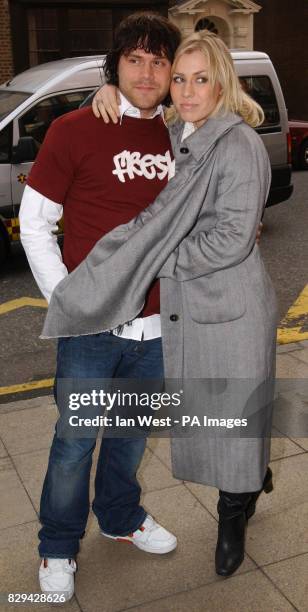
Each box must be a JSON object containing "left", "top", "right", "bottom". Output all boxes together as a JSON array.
[
  {"left": 0, "top": 0, "right": 14, "bottom": 83},
  {"left": 254, "top": 0, "right": 308, "bottom": 120}
]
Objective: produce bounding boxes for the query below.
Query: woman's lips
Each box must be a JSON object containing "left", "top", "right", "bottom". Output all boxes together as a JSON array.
[{"left": 179, "top": 103, "right": 196, "bottom": 110}]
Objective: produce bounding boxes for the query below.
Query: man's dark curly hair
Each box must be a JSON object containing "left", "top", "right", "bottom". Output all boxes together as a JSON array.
[{"left": 104, "top": 12, "right": 181, "bottom": 87}]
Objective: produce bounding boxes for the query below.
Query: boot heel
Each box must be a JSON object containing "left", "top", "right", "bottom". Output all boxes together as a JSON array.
[
  {"left": 245, "top": 497, "right": 256, "bottom": 521},
  {"left": 246, "top": 467, "right": 273, "bottom": 520},
  {"left": 263, "top": 468, "right": 273, "bottom": 494},
  {"left": 264, "top": 478, "right": 273, "bottom": 494}
]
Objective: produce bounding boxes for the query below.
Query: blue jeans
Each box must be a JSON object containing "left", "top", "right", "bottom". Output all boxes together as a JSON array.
[{"left": 38, "top": 332, "right": 163, "bottom": 559}]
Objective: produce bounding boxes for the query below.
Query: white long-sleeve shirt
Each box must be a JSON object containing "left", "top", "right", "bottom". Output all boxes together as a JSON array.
[{"left": 19, "top": 185, "right": 67, "bottom": 303}]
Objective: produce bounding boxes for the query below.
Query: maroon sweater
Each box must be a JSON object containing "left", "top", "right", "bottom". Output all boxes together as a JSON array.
[{"left": 27, "top": 107, "right": 173, "bottom": 317}]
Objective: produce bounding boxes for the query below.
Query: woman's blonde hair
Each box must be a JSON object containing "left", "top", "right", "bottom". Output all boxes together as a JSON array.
[{"left": 166, "top": 30, "right": 264, "bottom": 128}]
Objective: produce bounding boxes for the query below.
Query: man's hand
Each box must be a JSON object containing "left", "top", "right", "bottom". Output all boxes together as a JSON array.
[
  {"left": 256, "top": 221, "right": 263, "bottom": 245},
  {"left": 92, "top": 85, "right": 121, "bottom": 123}
]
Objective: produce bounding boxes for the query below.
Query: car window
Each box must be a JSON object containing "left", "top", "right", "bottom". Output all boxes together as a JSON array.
[
  {"left": 0, "top": 91, "right": 31, "bottom": 122},
  {"left": 0, "top": 122, "right": 12, "bottom": 163},
  {"left": 18, "top": 89, "right": 93, "bottom": 147},
  {"left": 239, "top": 76, "right": 280, "bottom": 126}
]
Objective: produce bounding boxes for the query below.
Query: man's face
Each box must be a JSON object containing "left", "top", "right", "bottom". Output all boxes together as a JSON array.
[{"left": 117, "top": 48, "right": 172, "bottom": 118}]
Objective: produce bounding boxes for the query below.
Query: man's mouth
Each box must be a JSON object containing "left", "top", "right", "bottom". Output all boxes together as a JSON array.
[{"left": 135, "top": 85, "right": 156, "bottom": 91}]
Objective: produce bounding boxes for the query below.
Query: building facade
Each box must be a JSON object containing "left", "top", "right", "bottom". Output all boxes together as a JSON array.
[
  {"left": 0, "top": 0, "right": 169, "bottom": 83},
  {"left": 0, "top": 0, "right": 13, "bottom": 83},
  {"left": 0, "top": 0, "right": 307, "bottom": 120},
  {"left": 169, "top": 0, "right": 261, "bottom": 50},
  {"left": 254, "top": 0, "right": 308, "bottom": 120}
]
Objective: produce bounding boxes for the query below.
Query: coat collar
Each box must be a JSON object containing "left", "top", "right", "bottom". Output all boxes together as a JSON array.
[{"left": 169, "top": 112, "right": 243, "bottom": 162}]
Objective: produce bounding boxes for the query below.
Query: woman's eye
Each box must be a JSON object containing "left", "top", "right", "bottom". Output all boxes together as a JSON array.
[
  {"left": 196, "top": 77, "right": 208, "bottom": 84},
  {"left": 172, "top": 76, "right": 183, "bottom": 83}
]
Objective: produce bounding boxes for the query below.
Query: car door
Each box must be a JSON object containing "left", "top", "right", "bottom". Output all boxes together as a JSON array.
[
  {"left": 235, "top": 60, "right": 288, "bottom": 166},
  {"left": 11, "top": 89, "right": 94, "bottom": 213},
  {"left": 0, "top": 122, "right": 14, "bottom": 217}
]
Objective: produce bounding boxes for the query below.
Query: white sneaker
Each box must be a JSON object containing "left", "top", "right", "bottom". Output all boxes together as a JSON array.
[
  {"left": 101, "top": 514, "right": 177, "bottom": 554},
  {"left": 39, "top": 558, "right": 77, "bottom": 602}
]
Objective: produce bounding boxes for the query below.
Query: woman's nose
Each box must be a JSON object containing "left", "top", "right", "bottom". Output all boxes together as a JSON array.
[{"left": 182, "top": 81, "right": 194, "bottom": 97}]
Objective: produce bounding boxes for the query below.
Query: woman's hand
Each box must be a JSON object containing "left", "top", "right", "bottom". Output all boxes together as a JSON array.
[
  {"left": 256, "top": 221, "right": 263, "bottom": 245},
  {"left": 92, "top": 84, "right": 121, "bottom": 123}
]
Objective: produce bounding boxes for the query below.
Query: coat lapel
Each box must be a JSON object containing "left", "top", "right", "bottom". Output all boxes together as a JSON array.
[{"left": 170, "top": 112, "right": 243, "bottom": 162}]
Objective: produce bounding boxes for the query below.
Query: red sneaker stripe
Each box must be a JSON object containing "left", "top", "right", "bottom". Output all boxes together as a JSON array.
[{"left": 116, "top": 538, "right": 134, "bottom": 544}]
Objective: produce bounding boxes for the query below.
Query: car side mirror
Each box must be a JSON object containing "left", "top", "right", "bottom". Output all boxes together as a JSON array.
[{"left": 12, "top": 136, "right": 39, "bottom": 164}]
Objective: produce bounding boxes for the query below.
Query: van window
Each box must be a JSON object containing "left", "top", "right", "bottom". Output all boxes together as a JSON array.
[
  {"left": 239, "top": 76, "right": 280, "bottom": 126},
  {"left": 0, "top": 91, "right": 31, "bottom": 122},
  {"left": 18, "top": 90, "right": 93, "bottom": 147},
  {"left": 0, "top": 123, "right": 12, "bottom": 163}
]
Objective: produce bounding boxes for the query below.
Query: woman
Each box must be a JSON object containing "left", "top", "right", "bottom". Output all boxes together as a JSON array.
[{"left": 44, "top": 31, "right": 278, "bottom": 576}]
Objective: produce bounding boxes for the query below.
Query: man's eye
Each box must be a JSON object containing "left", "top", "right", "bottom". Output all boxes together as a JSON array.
[
  {"left": 154, "top": 60, "right": 166, "bottom": 66},
  {"left": 128, "top": 58, "right": 139, "bottom": 64}
]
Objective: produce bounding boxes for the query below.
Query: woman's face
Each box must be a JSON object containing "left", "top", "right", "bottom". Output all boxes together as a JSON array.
[{"left": 170, "top": 50, "right": 221, "bottom": 128}]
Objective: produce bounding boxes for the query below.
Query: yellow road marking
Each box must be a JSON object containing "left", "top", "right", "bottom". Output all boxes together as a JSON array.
[
  {"left": 277, "top": 285, "right": 308, "bottom": 344},
  {"left": 0, "top": 297, "right": 50, "bottom": 396},
  {"left": 0, "top": 285, "right": 305, "bottom": 395},
  {"left": 0, "top": 378, "right": 54, "bottom": 396},
  {"left": 0, "top": 297, "right": 47, "bottom": 315}
]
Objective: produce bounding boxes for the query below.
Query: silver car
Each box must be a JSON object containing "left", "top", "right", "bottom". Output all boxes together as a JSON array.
[{"left": 0, "top": 52, "right": 292, "bottom": 263}]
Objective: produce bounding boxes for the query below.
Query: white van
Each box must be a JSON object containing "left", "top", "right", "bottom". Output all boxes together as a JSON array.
[
  {"left": 233, "top": 51, "right": 293, "bottom": 207},
  {"left": 0, "top": 51, "right": 293, "bottom": 263}
]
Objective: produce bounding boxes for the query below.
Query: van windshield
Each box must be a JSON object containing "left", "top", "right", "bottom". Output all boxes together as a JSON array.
[{"left": 0, "top": 90, "right": 31, "bottom": 122}]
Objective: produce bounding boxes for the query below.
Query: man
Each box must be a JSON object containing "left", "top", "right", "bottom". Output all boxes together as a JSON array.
[{"left": 19, "top": 12, "right": 181, "bottom": 601}]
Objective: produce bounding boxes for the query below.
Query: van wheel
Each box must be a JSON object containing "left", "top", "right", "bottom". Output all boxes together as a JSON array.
[
  {"left": 0, "top": 224, "right": 9, "bottom": 265},
  {"left": 299, "top": 140, "right": 308, "bottom": 170}
]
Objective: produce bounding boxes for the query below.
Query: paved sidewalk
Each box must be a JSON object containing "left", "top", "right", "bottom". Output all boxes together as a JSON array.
[{"left": 1, "top": 342, "right": 308, "bottom": 612}]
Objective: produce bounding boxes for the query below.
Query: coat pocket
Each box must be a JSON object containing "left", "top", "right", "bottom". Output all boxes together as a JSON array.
[{"left": 183, "top": 266, "right": 246, "bottom": 324}]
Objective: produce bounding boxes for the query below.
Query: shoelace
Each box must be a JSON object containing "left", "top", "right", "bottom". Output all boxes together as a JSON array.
[
  {"left": 142, "top": 517, "right": 157, "bottom": 532},
  {"left": 136, "top": 516, "right": 158, "bottom": 541}
]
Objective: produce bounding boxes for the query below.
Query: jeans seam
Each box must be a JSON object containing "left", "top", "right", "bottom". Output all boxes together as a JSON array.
[{"left": 92, "top": 440, "right": 113, "bottom": 522}]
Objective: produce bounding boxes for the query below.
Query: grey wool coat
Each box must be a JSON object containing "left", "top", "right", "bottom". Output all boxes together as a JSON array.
[{"left": 42, "top": 112, "right": 278, "bottom": 492}]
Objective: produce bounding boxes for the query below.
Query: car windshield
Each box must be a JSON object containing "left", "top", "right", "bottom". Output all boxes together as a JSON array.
[{"left": 0, "top": 90, "right": 31, "bottom": 121}]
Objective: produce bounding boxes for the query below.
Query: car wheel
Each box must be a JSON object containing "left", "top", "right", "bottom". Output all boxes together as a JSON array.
[
  {"left": 0, "top": 225, "right": 9, "bottom": 265},
  {"left": 299, "top": 139, "right": 308, "bottom": 170}
]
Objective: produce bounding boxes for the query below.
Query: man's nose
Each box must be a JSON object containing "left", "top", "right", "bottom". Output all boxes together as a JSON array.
[{"left": 140, "top": 63, "right": 154, "bottom": 80}]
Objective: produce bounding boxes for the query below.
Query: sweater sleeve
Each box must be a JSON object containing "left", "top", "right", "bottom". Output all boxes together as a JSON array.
[{"left": 157, "top": 131, "right": 271, "bottom": 281}]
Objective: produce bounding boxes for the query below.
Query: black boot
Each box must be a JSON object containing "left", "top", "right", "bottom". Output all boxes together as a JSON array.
[
  {"left": 246, "top": 467, "right": 273, "bottom": 521},
  {"left": 215, "top": 490, "right": 252, "bottom": 577}
]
